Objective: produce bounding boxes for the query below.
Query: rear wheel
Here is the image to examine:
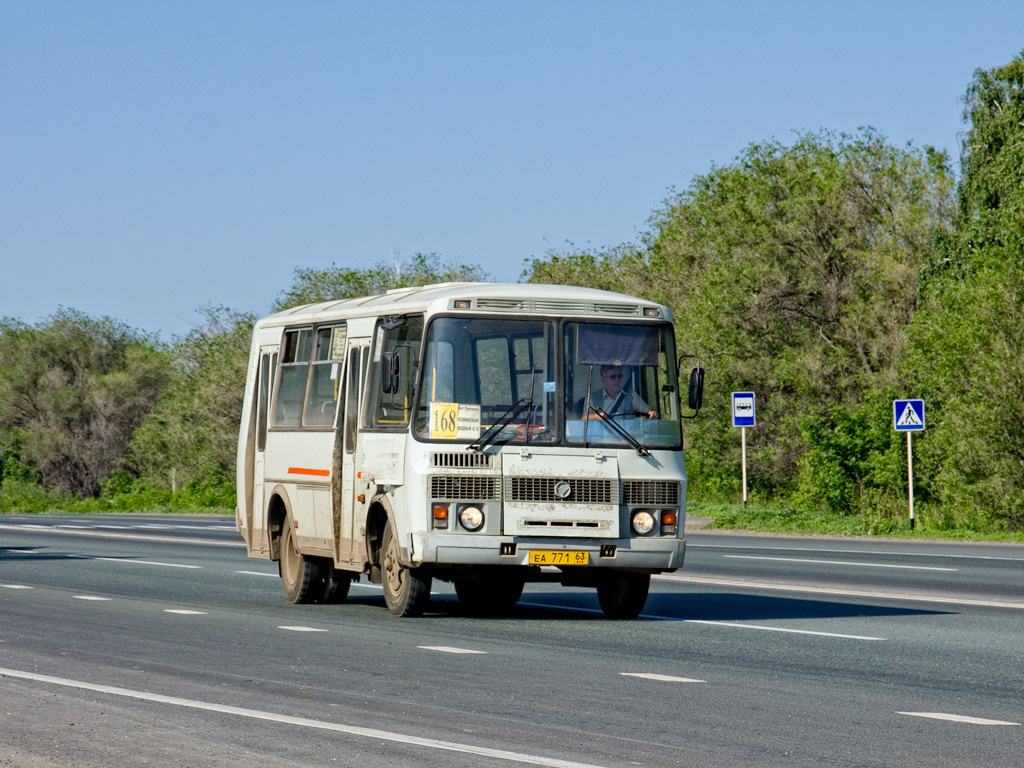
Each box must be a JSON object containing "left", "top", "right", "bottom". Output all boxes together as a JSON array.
[
  {"left": 381, "top": 521, "right": 431, "bottom": 617},
  {"left": 321, "top": 564, "right": 352, "bottom": 604},
  {"left": 279, "top": 520, "right": 326, "bottom": 604},
  {"left": 597, "top": 572, "right": 650, "bottom": 619},
  {"left": 455, "top": 575, "right": 525, "bottom": 614}
]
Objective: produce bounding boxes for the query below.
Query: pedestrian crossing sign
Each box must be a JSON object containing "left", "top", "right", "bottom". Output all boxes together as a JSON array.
[{"left": 893, "top": 399, "right": 925, "bottom": 431}]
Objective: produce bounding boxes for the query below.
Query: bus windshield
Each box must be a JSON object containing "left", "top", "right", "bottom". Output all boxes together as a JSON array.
[
  {"left": 564, "top": 322, "right": 681, "bottom": 449},
  {"left": 415, "top": 317, "right": 558, "bottom": 444},
  {"left": 414, "top": 316, "right": 681, "bottom": 450}
]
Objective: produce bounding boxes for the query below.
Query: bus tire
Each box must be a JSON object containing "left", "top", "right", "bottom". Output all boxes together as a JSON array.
[
  {"left": 455, "top": 576, "right": 525, "bottom": 614},
  {"left": 381, "top": 521, "right": 431, "bottom": 617},
  {"left": 321, "top": 563, "right": 352, "bottom": 604},
  {"left": 597, "top": 572, "right": 650, "bottom": 619},
  {"left": 279, "top": 519, "right": 325, "bottom": 604}
]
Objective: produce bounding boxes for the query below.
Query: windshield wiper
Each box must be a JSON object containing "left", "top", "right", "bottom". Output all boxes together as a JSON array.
[
  {"left": 588, "top": 404, "right": 651, "bottom": 457},
  {"left": 469, "top": 397, "right": 533, "bottom": 452}
]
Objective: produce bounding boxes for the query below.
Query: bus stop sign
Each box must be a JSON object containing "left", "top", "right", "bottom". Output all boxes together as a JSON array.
[{"left": 732, "top": 392, "right": 755, "bottom": 427}]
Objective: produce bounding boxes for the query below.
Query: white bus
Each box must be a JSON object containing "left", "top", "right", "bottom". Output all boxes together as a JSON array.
[{"left": 236, "top": 282, "right": 703, "bottom": 618}]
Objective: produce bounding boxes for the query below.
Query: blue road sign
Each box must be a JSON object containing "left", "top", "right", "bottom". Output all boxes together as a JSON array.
[
  {"left": 732, "top": 392, "right": 755, "bottom": 427},
  {"left": 893, "top": 399, "right": 925, "bottom": 431}
]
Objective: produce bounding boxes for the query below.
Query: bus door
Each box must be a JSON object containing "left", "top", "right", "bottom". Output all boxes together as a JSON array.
[
  {"left": 337, "top": 338, "right": 370, "bottom": 564},
  {"left": 253, "top": 346, "right": 277, "bottom": 555}
]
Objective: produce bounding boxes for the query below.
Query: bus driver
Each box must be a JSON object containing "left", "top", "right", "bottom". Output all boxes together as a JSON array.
[{"left": 583, "top": 364, "right": 656, "bottom": 420}]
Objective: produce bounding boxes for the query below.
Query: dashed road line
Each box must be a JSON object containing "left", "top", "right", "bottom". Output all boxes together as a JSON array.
[
  {"left": 73, "top": 595, "right": 112, "bottom": 601},
  {"left": 621, "top": 672, "right": 705, "bottom": 683},
  {"left": 0, "top": 584, "right": 33, "bottom": 589},
  {"left": 897, "top": 712, "right": 1019, "bottom": 726},
  {"left": 418, "top": 645, "right": 487, "bottom": 654},
  {"left": 165, "top": 609, "right": 207, "bottom": 615},
  {"left": 278, "top": 626, "right": 328, "bottom": 632},
  {"left": 519, "top": 601, "right": 885, "bottom": 639}
]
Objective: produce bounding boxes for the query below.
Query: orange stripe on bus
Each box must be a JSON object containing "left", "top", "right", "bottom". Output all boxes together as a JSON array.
[{"left": 287, "top": 467, "right": 330, "bottom": 477}]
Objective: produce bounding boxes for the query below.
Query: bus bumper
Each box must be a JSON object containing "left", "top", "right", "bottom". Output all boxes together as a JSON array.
[{"left": 412, "top": 533, "right": 686, "bottom": 572}]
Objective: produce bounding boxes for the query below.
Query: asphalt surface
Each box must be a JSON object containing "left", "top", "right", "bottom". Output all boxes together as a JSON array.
[{"left": 1, "top": 514, "right": 1021, "bottom": 767}]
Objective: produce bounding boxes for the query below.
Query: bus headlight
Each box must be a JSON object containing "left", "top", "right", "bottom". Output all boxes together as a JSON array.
[
  {"left": 459, "top": 505, "right": 485, "bottom": 532},
  {"left": 631, "top": 510, "right": 655, "bottom": 535}
]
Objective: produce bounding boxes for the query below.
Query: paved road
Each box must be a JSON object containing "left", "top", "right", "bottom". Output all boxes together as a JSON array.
[{"left": 1, "top": 514, "right": 1021, "bottom": 767}]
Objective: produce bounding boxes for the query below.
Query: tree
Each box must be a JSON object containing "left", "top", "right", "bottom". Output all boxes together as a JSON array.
[
  {"left": 0, "top": 310, "right": 169, "bottom": 496},
  {"left": 525, "top": 129, "right": 953, "bottom": 510},
  {"left": 128, "top": 306, "right": 255, "bottom": 490},
  {"left": 273, "top": 252, "right": 491, "bottom": 310},
  {"left": 906, "top": 51, "right": 1024, "bottom": 531}
]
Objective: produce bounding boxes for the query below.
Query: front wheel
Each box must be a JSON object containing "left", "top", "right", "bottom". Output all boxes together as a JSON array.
[
  {"left": 597, "top": 572, "right": 650, "bottom": 619},
  {"left": 381, "top": 521, "right": 431, "bottom": 617}
]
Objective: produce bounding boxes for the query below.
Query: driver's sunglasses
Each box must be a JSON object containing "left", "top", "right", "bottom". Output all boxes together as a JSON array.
[{"left": 603, "top": 374, "right": 624, "bottom": 380}]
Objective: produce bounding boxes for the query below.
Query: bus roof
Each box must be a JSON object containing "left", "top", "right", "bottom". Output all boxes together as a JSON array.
[{"left": 255, "top": 282, "right": 673, "bottom": 328}]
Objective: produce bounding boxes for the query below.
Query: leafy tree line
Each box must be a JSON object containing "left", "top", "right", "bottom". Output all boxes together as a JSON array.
[
  {"left": 0, "top": 255, "right": 484, "bottom": 512},
  {"left": 3, "top": 53, "right": 1023, "bottom": 535},
  {"left": 524, "top": 52, "right": 1024, "bottom": 533}
]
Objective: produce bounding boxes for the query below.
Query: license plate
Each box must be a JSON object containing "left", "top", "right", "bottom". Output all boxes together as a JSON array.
[{"left": 528, "top": 550, "right": 589, "bottom": 566}]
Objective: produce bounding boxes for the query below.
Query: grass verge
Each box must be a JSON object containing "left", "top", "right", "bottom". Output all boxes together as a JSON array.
[{"left": 688, "top": 500, "right": 1024, "bottom": 542}]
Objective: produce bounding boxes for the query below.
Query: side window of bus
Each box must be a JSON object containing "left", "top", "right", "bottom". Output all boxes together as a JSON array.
[
  {"left": 303, "top": 325, "right": 346, "bottom": 426},
  {"left": 273, "top": 328, "right": 312, "bottom": 426},
  {"left": 344, "top": 347, "right": 361, "bottom": 453},
  {"left": 366, "top": 314, "right": 424, "bottom": 429},
  {"left": 256, "top": 353, "right": 271, "bottom": 451}
]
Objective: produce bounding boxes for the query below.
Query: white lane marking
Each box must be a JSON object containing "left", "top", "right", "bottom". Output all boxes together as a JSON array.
[
  {"left": 92, "top": 557, "right": 201, "bottom": 569},
  {"left": 897, "top": 712, "right": 1020, "bottom": 726},
  {"left": 681, "top": 620, "right": 884, "bottom": 640},
  {"left": 165, "top": 609, "right": 207, "bottom": 615},
  {"left": 74, "top": 596, "right": 112, "bottom": 601},
  {"left": 351, "top": 582, "right": 383, "bottom": 590},
  {"left": 519, "top": 601, "right": 884, "bottom": 640},
  {"left": 621, "top": 672, "right": 705, "bottom": 683},
  {"left": 690, "top": 543, "right": 1024, "bottom": 563},
  {"left": 278, "top": 626, "right": 328, "bottom": 632},
  {"left": 723, "top": 555, "right": 958, "bottom": 572},
  {"left": 658, "top": 574, "right": 1024, "bottom": 610},
  {"left": 0, "top": 666, "right": 608, "bottom": 768},
  {"left": 3, "top": 549, "right": 39, "bottom": 554},
  {"left": 1, "top": 584, "right": 33, "bottom": 589},
  {"left": 236, "top": 570, "right": 278, "bottom": 577},
  {"left": 0, "top": 524, "right": 244, "bottom": 549},
  {"left": 418, "top": 646, "right": 487, "bottom": 655}
]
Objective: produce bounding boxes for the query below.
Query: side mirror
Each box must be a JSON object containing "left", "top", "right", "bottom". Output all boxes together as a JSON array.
[
  {"left": 678, "top": 353, "right": 703, "bottom": 419},
  {"left": 687, "top": 367, "right": 705, "bottom": 411},
  {"left": 381, "top": 351, "right": 401, "bottom": 394}
]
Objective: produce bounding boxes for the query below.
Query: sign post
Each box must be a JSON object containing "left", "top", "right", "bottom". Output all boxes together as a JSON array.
[
  {"left": 893, "top": 399, "right": 925, "bottom": 530},
  {"left": 732, "top": 392, "right": 756, "bottom": 505}
]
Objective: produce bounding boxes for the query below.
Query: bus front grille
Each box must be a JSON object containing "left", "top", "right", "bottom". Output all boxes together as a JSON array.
[
  {"left": 622, "top": 480, "right": 680, "bottom": 506},
  {"left": 431, "top": 452, "right": 493, "bottom": 469},
  {"left": 430, "top": 475, "right": 501, "bottom": 501},
  {"left": 506, "top": 477, "right": 617, "bottom": 504}
]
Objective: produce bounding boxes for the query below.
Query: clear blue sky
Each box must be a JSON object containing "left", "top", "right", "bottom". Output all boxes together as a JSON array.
[{"left": 2, "top": 1, "right": 1022, "bottom": 339}]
